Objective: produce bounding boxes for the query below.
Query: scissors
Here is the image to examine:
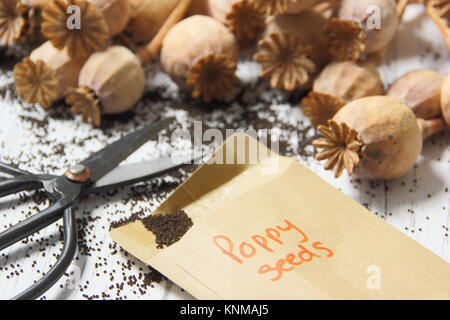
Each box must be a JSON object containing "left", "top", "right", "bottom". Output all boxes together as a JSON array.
[{"left": 0, "top": 118, "right": 195, "bottom": 300}]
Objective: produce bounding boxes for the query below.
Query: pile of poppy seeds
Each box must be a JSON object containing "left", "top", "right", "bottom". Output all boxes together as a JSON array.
[{"left": 142, "top": 211, "right": 193, "bottom": 249}]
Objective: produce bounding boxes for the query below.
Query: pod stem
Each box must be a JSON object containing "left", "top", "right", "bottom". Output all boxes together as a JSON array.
[
  {"left": 137, "top": 0, "right": 193, "bottom": 65},
  {"left": 418, "top": 118, "right": 448, "bottom": 140}
]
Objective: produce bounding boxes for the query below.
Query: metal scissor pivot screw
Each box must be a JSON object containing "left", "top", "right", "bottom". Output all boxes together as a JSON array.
[{"left": 65, "top": 165, "right": 92, "bottom": 182}]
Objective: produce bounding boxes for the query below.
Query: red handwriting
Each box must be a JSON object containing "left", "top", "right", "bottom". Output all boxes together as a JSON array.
[{"left": 212, "top": 220, "right": 334, "bottom": 282}]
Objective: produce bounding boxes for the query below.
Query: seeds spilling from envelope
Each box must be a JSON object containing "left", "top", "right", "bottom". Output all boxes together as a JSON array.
[{"left": 142, "top": 210, "right": 193, "bottom": 249}]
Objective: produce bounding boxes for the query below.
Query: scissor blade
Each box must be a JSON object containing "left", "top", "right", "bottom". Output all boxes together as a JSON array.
[
  {"left": 87, "top": 156, "right": 198, "bottom": 193},
  {"left": 80, "top": 118, "right": 172, "bottom": 183}
]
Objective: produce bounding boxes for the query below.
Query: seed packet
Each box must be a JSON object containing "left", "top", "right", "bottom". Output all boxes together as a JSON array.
[{"left": 110, "top": 133, "right": 450, "bottom": 299}]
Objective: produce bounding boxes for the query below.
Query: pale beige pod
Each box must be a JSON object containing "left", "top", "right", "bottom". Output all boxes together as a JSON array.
[
  {"left": 313, "top": 61, "right": 383, "bottom": 100},
  {"left": 161, "top": 15, "right": 240, "bottom": 102},
  {"left": 440, "top": 73, "right": 450, "bottom": 127},
  {"left": 312, "top": 96, "right": 447, "bottom": 180},
  {"left": 302, "top": 61, "right": 383, "bottom": 126},
  {"left": 254, "top": 10, "right": 331, "bottom": 91},
  {"left": 206, "top": 0, "right": 265, "bottom": 45},
  {"left": 41, "top": 0, "right": 130, "bottom": 61},
  {"left": 387, "top": 69, "right": 444, "bottom": 120},
  {"left": 66, "top": 46, "right": 146, "bottom": 127},
  {"left": 338, "top": 0, "right": 399, "bottom": 53},
  {"left": 13, "top": 41, "right": 84, "bottom": 109},
  {"left": 91, "top": 0, "right": 131, "bottom": 36}
]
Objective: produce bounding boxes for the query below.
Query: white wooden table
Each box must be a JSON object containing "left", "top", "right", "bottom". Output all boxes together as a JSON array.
[{"left": 0, "top": 5, "right": 448, "bottom": 300}]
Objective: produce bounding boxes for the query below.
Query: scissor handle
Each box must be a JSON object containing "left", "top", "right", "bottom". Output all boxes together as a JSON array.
[
  {"left": 0, "top": 176, "right": 44, "bottom": 197},
  {"left": 0, "top": 190, "right": 79, "bottom": 252},
  {"left": 12, "top": 207, "right": 77, "bottom": 300}
]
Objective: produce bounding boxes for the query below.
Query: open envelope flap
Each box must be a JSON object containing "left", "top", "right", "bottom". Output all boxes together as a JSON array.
[
  {"left": 110, "top": 133, "right": 450, "bottom": 299},
  {"left": 110, "top": 133, "right": 289, "bottom": 263}
]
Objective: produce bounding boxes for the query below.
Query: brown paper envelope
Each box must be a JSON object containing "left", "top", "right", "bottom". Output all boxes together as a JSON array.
[{"left": 110, "top": 133, "right": 450, "bottom": 299}]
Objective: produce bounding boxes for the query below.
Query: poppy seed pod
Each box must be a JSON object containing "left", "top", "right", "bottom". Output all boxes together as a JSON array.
[
  {"left": 440, "top": 73, "right": 450, "bottom": 127},
  {"left": 41, "top": 0, "right": 131, "bottom": 60},
  {"left": 326, "top": 0, "right": 399, "bottom": 61},
  {"left": 160, "top": 15, "right": 240, "bottom": 102},
  {"left": 254, "top": 10, "right": 331, "bottom": 91},
  {"left": 387, "top": 69, "right": 444, "bottom": 120},
  {"left": 302, "top": 61, "right": 384, "bottom": 126},
  {"left": 207, "top": 0, "right": 265, "bottom": 45},
  {"left": 313, "top": 96, "right": 447, "bottom": 179},
  {"left": 13, "top": 41, "right": 84, "bottom": 108},
  {"left": 66, "top": 46, "right": 146, "bottom": 127}
]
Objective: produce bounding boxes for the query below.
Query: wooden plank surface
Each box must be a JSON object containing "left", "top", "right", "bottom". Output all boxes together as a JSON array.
[{"left": 0, "top": 5, "right": 449, "bottom": 300}]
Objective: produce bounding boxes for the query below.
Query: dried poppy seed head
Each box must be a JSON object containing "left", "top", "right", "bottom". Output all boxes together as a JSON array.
[
  {"left": 187, "top": 53, "right": 239, "bottom": 102},
  {"left": 66, "top": 86, "right": 102, "bottom": 127},
  {"left": 313, "top": 120, "right": 363, "bottom": 178},
  {"left": 206, "top": 0, "right": 265, "bottom": 46},
  {"left": 263, "top": 10, "right": 331, "bottom": 80},
  {"left": 41, "top": 0, "right": 109, "bottom": 61},
  {"left": 0, "top": 0, "right": 27, "bottom": 46},
  {"left": 161, "top": 15, "right": 240, "bottom": 102},
  {"left": 254, "top": 32, "right": 316, "bottom": 91},
  {"left": 305, "top": 60, "right": 384, "bottom": 124},
  {"left": 224, "top": 0, "right": 265, "bottom": 45},
  {"left": 338, "top": 0, "right": 399, "bottom": 54},
  {"left": 302, "top": 92, "right": 345, "bottom": 127},
  {"left": 325, "top": 18, "right": 366, "bottom": 62},
  {"left": 66, "top": 46, "right": 145, "bottom": 127},
  {"left": 313, "top": 96, "right": 445, "bottom": 180},
  {"left": 13, "top": 41, "right": 84, "bottom": 109}
]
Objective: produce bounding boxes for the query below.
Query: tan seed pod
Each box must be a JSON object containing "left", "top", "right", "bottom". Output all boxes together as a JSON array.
[
  {"left": 312, "top": 96, "right": 447, "bottom": 180},
  {"left": 440, "top": 73, "right": 450, "bottom": 127},
  {"left": 160, "top": 15, "right": 240, "bottom": 102},
  {"left": 13, "top": 41, "right": 84, "bottom": 109},
  {"left": 126, "top": 0, "right": 180, "bottom": 44},
  {"left": 327, "top": 0, "right": 399, "bottom": 61},
  {"left": 302, "top": 61, "right": 384, "bottom": 126},
  {"left": 41, "top": 0, "right": 130, "bottom": 60},
  {"left": 0, "top": 0, "right": 41, "bottom": 46},
  {"left": 207, "top": 0, "right": 265, "bottom": 45},
  {"left": 251, "top": 0, "right": 322, "bottom": 15},
  {"left": 387, "top": 69, "right": 444, "bottom": 120},
  {"left": 66, "top": 46, "right": 145, "bottom": 127},
  {"left": 254, "top": 10, "right": 331, "bottom": 92},
  {"left": 91, "top": 0, "right": 130, "bottom": 37}
]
